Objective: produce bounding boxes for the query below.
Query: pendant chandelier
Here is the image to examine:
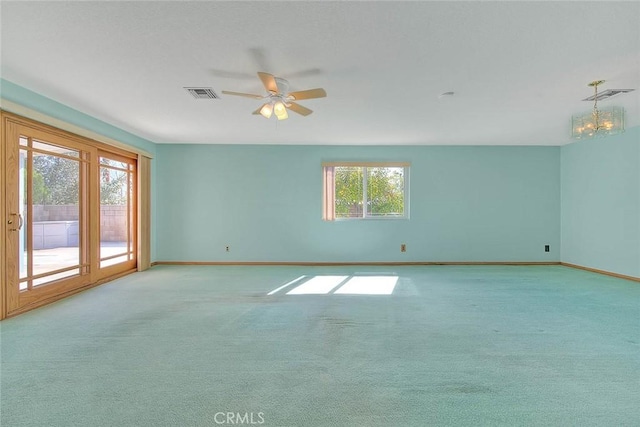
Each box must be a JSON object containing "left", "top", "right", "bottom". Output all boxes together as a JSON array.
[{"left": 571, "top": 80, "right": 625, "bottom": 139}]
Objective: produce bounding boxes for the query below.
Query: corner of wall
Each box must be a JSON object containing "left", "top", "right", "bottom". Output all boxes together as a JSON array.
[{"left": 560, "top": 126, "right": 640, "bottom": 279}]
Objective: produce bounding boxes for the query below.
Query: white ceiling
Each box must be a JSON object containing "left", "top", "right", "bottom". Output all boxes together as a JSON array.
[{"left": 1, "top": 1, "right": 639, "bottom": 146}]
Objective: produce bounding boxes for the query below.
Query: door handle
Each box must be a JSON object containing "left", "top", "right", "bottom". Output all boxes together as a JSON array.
[{"left": 8, "top": 213, "right": 23, "bottom": 231}]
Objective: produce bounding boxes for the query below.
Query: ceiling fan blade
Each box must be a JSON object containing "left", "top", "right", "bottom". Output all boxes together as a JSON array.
[
  {"left": 252, "top": 107, "right": 262, "bottom": 115},
  {"left": 257, "top": 72, "right": 278, "bottom": 93},
  {"left": 287, "top": 88, "right": 327, "bottom": 100},
  {"left": 287, "top": 102, "right": 313, "bottom": 116},
  {"left": 221, "top": 90, "right": 263, "bottom": 99}
]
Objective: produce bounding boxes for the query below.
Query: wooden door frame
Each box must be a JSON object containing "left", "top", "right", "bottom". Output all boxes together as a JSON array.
[
  {"left": 4, "top": 117, "right": 94, "bottom": 315},
  {"left": 1, "top": 111, "right": 151, "bottom": 319},
  {"left": 95, "top": 149, "right": 137, "bottom": 281},
  {"left": 1, "top": 113, "right": 7, "bottom": 319}
]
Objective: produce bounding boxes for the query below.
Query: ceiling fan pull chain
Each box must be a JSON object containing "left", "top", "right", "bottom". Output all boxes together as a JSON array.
[{"left": 593, "top": 82, "right": 599, "bottom": 130}]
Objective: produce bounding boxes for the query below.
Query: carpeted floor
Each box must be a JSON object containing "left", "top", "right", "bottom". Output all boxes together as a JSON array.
[{"left": 1, "top": 265, "right": 638, "bottom": 426}]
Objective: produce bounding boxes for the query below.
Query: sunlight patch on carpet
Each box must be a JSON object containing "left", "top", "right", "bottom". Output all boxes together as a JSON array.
[
  {"left": 334, "top": 275, "right": 398, "bottom": 295},
  {"left": 286, "top": 275, "right": 348, "bottom": 295},
  {"left": 269, "top": 275, "right": 399, "bottom": 296}
]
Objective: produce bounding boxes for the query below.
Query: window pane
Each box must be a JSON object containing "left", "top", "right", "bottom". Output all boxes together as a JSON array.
[
  {"left": 100, "top": 156, "right": 135, "bottom": 268},
  {"left": 100, "top": 167, "right": 129, "bottom": 261},
  {"left": 100, "top": 254, "right": 129, "bottom": 268},
  {"left": 325, "top": 163, "right": 408, "bottom": 221},
  {"left": 33, "top": 269, "right": 79, "bottom": 287},
  {"left": 129, "top": 173, "right": 135, "bottom": 253},
  {"left": 367, "top": 167, "right": 405, "bottom": 217},
  {"left": 33, "top": 140, "right": 79, "bottom": 157},
  {"left": 100, "top": 157, "right": 128, "bottom": 169},
  {"left": 335, "top": 167, "right": 363, "bottom": 218},
  {"left": 19, "top": 149, "right": 28, "bottom": 281},
  {"left": 32, "top": 150, "right": 81, "bottom": 283}
]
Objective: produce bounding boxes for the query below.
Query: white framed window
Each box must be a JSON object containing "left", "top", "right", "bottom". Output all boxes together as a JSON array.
[{"left": 322, "top": 162, "right": 409, "bottom": 221}]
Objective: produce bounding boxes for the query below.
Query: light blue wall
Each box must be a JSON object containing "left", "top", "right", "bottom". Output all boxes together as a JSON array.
[
  {"left": 8, "top": 80, "right": 639, "bottom": 275},
  {"left": 1, "top": 79, "right": 159, "bottom": 260},
  {"left": 156, "top": 144, "right": 560, "bottom": 263},
  {"left": 561, "top": 127, "right": 640, "bottom": 278}
]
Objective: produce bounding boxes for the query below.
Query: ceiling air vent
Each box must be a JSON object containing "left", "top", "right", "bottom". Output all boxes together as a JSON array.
[
  {"left": 582, "top": 88, "right": 634, "bottom": 101},
  {"left": 185, "top": 87, "right": 219, "bottom": 99}
]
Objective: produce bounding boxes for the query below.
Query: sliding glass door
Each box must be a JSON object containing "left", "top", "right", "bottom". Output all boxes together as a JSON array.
[
  {"left": 5, "top": 120, "right": 92, "bottom": 312},
  {"left": 3, "top": 113, "right": 139, "bottom": 316},
  {"left": 98, "top": 151, "right": 136, "bottom": 277}
]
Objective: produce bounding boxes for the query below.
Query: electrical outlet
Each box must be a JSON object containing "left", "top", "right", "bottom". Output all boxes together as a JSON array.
[
  {"left": 545, "top": 245, "right": 550, "bottom": 252},
  {"left": 401, "top": 244, "right": 407, "bottom": 252},
  {"left": 225, "top": 246, "right": 230, "bottom": 252}
]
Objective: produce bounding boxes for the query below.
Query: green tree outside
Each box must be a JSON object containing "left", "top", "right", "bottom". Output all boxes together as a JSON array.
[
  {"left": 367, "top": 167, "right": 404, "bottom": 216},
  {"left": 334, "top": 166, "right": 404, "bottom": 218},
  {"left": 29, "top": 154, "right": 128, "bottom": 206},
  {"left": 32, "top": 154, "right": 79, "bottom": 205}
]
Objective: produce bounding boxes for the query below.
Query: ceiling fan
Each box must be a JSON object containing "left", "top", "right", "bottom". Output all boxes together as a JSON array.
[{"left": 222, "top": 72, "right": 327, "bottom": 120}]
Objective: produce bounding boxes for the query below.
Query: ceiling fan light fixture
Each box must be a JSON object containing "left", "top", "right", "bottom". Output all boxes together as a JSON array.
[
  {"left": 223, "top": 72, "right": 325, "bottom": 120},
  {"left": 274, "top": 101, "right": 288, "bottom": 120},
  {"left": 259, "top": 103, "right": 273, "bottom": 119}
]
